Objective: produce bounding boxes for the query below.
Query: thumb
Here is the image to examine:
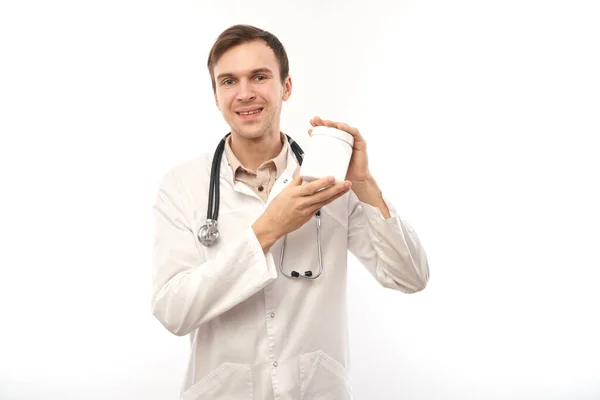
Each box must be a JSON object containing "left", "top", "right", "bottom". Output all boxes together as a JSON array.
[{"left": 290, "top": 166, "right": 303, "bottom": 185}]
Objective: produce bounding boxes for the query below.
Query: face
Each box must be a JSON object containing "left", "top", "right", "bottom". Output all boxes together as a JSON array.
[{"left": 213, "top": 40, "right": 292, "bottom": 141}]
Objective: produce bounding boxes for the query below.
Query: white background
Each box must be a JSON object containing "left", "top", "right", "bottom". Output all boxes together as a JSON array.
[{"left": 1, "top": 0, "right": 599, "bottom": 399}]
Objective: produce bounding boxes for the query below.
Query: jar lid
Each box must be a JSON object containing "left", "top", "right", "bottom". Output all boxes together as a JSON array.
[{"left": 311, "top": 126, "right": 354, "bottom": 147}]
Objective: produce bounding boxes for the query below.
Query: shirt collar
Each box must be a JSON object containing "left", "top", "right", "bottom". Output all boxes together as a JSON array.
[{"left": 224, "top": 132, "right": 289, "bottom": 178}]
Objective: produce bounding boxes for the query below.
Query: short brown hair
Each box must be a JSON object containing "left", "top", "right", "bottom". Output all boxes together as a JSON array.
[{"left": 207, "top": 24, "right": 290, "bottom": 92}]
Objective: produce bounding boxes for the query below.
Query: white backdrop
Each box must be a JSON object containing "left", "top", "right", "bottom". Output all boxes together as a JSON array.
[{"left": 1, "top": 0, "right": 599, "bottom": 399}]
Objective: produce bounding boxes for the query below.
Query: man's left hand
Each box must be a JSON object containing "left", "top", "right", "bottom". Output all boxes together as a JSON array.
[
  {"left": 308, "top": 116, "right": 391, "bottom": 218},
  {"left": 308, "top": 116, "right": 370, "bottom": 184}
]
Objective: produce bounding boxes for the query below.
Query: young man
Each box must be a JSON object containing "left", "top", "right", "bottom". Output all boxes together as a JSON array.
[{"left": 152, "top": 24, "right": 429, "bottom": 400}]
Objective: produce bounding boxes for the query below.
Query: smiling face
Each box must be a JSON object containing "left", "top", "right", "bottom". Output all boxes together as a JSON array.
[{"left": 213, "top": 40, "right": 292, "bottom": 142}]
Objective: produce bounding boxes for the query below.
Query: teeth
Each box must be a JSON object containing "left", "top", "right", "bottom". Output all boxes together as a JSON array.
[{"left": 238, "top": 109, "right": 261, "bottom": 116}]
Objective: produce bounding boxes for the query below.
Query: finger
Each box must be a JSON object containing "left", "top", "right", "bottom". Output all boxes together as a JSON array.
[
  {"left": 322, "top": 119, "right": 339, "bottom": 128},
  {"left": 312, "top": 116, "right": 338, "bottom": 128},
  {"left": 296, "top": 176, "right": 336, "bottom": 196},
  {"left": 320, "top": 121, "right": 364, "bottom": 148},
  {"left": 308, "top": 128, "right": 313, "bottom": 136},
  {"left": 311, "top": 184, "right": 351, "bottom": 210},
  {"left": 321, "top": 120, "right": 359, "bottom": 137},
  {"left": 336, "top": 122, "right": 360, "bottom": 137},
  {"left": 288, "top": 166, "right": 303, "bottom": 186},
  {"left": 311, "top": 116, "right": 325, "bottom": 127},
  {"left": 305, "top": 181, "right": 350, "bottom": 205}
]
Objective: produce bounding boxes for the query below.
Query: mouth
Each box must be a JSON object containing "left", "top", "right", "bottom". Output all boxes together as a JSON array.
[{"left": 235, "top": 108, "right": 264, "bottom": 120}]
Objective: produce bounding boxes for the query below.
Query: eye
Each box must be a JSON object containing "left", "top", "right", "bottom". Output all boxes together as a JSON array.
[
  {"left": 222, "top": 79, "right": 234, "bottom": 86},
  {"left": 255, "top": 75, "right": 267, "bottom": 81}
]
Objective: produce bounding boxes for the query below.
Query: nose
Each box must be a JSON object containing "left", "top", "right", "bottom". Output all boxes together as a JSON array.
[{"left": 236, "top": 80, "right": 256, "bottom": 102}]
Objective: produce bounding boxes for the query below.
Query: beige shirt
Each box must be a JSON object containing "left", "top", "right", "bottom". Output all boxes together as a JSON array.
[{"left": 224, "top": 133, "right": 289, "bottom": 202}]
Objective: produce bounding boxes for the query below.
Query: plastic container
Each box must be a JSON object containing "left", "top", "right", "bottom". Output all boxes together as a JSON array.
[{"left": 299, "top": 126, "right": 354, "bottom": 183}]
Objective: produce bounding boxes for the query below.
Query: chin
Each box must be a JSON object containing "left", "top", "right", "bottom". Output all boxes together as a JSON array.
[
  {"left": 234, "top": 129, "right": 263, "bottom": 140},
  {"left": 232, "top": 124, "right": 271, "bottom": 141}
]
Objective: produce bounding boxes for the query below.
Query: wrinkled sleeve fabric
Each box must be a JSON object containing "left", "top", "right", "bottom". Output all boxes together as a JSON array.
[
  {"left": 347, "top": 190, "right": 430, "bottom": 293},
  {"left": 151, "top": 171, "right": 278, "bottom": 336}
]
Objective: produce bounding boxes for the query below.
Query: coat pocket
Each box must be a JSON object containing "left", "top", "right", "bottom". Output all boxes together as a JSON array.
[
  {"left": 299, "top": 350, "right": 352, "bottom": 400},
  {"left": 182, "top": 363, "right": 252, "bottom": 400}
]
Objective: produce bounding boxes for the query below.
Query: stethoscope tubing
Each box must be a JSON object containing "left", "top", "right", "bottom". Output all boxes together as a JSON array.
[{"left": 199, "top": 132, "right": 323, "bottom": 279}]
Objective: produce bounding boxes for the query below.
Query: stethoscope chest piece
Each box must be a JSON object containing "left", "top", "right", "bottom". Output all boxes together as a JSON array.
[{"left": 198, "top": 219, "right": 219, "bottom": 247}]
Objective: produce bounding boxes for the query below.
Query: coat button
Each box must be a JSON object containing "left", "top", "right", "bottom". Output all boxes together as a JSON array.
[
  {"left": 258, "top": 185, "right": 264, "bottom": 191},
  {"left": 269, "top": 312, "right": 275, "bottom": 318},
  {"left": 273, "top": 361, "right": 278, "bottom": 367}
]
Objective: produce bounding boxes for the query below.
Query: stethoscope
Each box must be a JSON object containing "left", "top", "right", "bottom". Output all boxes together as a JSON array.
[{"left": 198, "top": 133, "right": 323, "bottom": 280}]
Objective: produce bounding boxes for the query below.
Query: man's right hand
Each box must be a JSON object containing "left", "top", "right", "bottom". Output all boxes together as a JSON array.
[{"left": 252, "top": 167, "right": 351, "bottom": 253}]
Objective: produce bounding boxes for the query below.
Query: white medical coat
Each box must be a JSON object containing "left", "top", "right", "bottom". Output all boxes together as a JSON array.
[{"left": 152, "top": 143, "right": 429, "bottom": 400}]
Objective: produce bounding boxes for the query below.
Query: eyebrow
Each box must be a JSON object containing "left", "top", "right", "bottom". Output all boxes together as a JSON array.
[{"left": 216, "top": 68, "right": 274, "bottom": 81}]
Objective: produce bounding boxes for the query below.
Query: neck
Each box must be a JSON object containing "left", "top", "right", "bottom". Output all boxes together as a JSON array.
[{"left": 230, "top": 130, "right": 283, "bottom": 171}]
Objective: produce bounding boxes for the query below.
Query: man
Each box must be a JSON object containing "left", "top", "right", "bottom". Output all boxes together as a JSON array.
[{"left": 152, "top": 24, "right": 429, "bottom": 400}]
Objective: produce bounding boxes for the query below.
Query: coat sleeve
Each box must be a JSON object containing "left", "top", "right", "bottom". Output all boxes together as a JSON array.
[
  {"left": 151, "top": 171, "right": 278, "bottom": 336},
  {"left": 347, "top": 190, "right": 430, "bottom": 293}
]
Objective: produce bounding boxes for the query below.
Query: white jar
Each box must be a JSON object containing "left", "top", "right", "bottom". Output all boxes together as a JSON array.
[{"left": 299, "top": 126, "right": 354, "bottom": 183}]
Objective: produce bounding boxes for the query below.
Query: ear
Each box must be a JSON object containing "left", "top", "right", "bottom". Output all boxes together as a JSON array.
[{"left": 282, "top": 75, "right": 292, "bottom": 101}]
